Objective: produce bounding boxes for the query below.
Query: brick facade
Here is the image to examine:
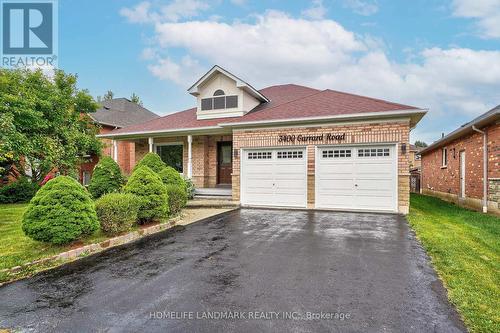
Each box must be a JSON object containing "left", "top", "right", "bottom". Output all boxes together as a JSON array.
[
  {"left": 79, "top": 125, "right": 136, "bottom": 184},
  {"left": 231, "top": 120, "right": 411, "bottom": 214},
  {"left": 127, "top": 120, "right": 412, "bottom": 214},
  {"left": 421, "top": 122, "right": 499, "bottom": 215}
]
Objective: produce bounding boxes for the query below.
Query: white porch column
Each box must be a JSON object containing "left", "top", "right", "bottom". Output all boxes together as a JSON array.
[
  {"left": 187, "top": 135, "right": 193, "bottom": 178},
  {"left": 112, "top": 140, "right": 118, "bottom": 162},
  {"left": 148, "top": 137, "right": 154, "bottom": 153}
]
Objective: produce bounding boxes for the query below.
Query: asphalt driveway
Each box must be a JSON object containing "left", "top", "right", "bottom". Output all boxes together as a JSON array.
[{"left": 0, "top": 209, "right": 465, "bottom": 332}]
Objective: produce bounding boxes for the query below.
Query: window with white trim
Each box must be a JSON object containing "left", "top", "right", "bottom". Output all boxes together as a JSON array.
[
  {"left": 248, "top": 151, "right": 272, "bottom": 160},
  {"left": 201, "top": 89, "right": 238, "bottom": 111},
  {"left": 442, "top": 147, "right": 448, "bottom": 167},
  {"left": 156, "top": 144, "right": 183, "bottom": 172},
  {"left": 82, "top": 171, "right": 91, "bottom": 186},
  {"left": 358, "top": 148, "right": 390, "bottom": 157},
  {"left": 322, "top": 149, "right": 352, "bottom": 158},
  {"left": 277, "top": 151, "right": 303, "bottom": 159}
]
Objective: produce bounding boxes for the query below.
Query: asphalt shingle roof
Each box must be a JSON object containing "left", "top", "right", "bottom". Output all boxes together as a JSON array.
[
  {"left": 90, "top": 98, "right": 159, "bottom": 128},
  {"left": 108, "top": 84, "right": 420, "bottom": 135}
]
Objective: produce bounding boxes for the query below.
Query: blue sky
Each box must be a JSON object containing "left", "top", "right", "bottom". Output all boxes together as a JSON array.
[{"left": 57, "top": 0, "right": 500, "bottom": 144}]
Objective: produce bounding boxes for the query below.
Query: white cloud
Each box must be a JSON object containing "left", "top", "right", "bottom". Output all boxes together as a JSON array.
[
  {"left": 342, "top": 0, "right": 379, "bottom": 16},
  {"left": 120, "top": 0, "right": 209, "bottom": 24},
  {"left": 122, "top": 5, "right": 500, "bottom": 143},
  {"left": 452, "top": 0, "right": 500, "bottom": 38},
  {"left": 302, "top": 0, "right": 327, "bottom": 20},
  {"left": 120, "top": 1, "right": 151, "bottom": 24},
  {"left": 230, "top": 0, "right": 247, "bottom": 6}
]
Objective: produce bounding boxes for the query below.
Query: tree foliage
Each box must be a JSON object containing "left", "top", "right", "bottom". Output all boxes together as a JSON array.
[
  {"left": 22, "top": 176, "right": 99, "bottom": 244},
  {"left": 88, "top": 156, "right": 124, "bottom": 199},
  {"left": 414, "top": 140, "right": 428, "bottom": 148},
  {"left": 130, "top": 93, "right": 143, "bottom": 106},
  {"left": 0, "top": 68, "right": 102, "bottom": 182}
]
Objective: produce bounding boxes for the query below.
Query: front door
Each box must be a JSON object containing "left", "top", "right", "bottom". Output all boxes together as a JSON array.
[{"left": 217, "top": 142, "right": 232, "bottom": 185}]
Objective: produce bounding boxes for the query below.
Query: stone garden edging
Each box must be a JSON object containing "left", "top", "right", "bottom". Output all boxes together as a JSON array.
[{"left": 0, "top": 216, "right": 182, "bottom": 278}]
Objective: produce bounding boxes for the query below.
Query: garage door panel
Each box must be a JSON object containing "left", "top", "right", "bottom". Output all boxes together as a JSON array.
[
  {"left": 241, "top": 148, "right": 307, "bottom": 208},
  {"left": 316, "top": 145, "right": 397, "bottom": 212}
]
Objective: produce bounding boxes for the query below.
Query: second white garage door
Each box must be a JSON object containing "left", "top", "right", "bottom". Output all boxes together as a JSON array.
[
  {"left": 316, "top": 145, "right": 397, "bottom": 212},
  {"left": 241, "top": 148, "right": 307, "bottom": 208}
]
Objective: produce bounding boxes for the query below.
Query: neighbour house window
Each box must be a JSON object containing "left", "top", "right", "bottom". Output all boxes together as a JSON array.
[
  {"left": 82, "top": 171, "right": 91, "bottom": 186},
  {"left": 201, "top": 90, "right": 239, "bottom": 111},
  {"left": 442, "top": 147, "right": 448, "bottom": 167},
  {"left": 156, "top": 144, "right": 183, "bottom": 173}
]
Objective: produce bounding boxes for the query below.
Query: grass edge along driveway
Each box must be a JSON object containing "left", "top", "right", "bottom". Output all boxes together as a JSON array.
[{"left": 408, "top": 194, "right": 499, "bottom": 333}]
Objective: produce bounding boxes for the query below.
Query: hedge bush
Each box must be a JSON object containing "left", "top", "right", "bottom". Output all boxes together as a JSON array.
[
  {"left": 22, "top": 176, "right": 99, "bottom": 244},
  {"left": 0, "top": 177, "right": 39, "bottom": 203},
  {"left": 166, "top": 184, "right": 188, "bottom": 216},
  {"left": 184, "top": 177, "right": 196, "bottom": 199},
  {"left": 159, "top": 166, "right": 186, "bottom": 188},
  {"left": 133, "top": 153, "right": 166, "bottom": 174},
  {"left": 88, "top": 156, "right": 124, "bottom": 199},
  {"left": 95, "top": 193, "right": 139, "bottom": 234},
  {"left": 124, "top": 166, "right": 169, "bottom": 222}
]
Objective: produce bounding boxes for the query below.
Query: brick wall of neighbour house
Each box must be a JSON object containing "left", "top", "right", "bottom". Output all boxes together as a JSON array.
[
  {"left": 134, "top": 135, "right": 232, "bottom": 188},
  {"left": 232, "top": 121, "right": 411, "bottom": 214},
  {"left": 79, "top": 125, "right": 136, "bottom": 184},
  {"left": 421, "top": 122, "right": 499, "bottom": 214}
]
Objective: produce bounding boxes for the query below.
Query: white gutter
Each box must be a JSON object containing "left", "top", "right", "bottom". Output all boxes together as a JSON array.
[
  {"left": 218, "top": 109, "right": 427, "bottom": 128},
  {"left": 97, "top": 125, "right": 224, "bottom": 138},
  {"left": 98, "top": 108, "right": 427, "bottom": 139},
  {"left": 472, "top": 125, "right": 488, "bottom": 213}
]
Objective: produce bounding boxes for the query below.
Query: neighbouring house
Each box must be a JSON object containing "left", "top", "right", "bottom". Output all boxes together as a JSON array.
[
  {"left": 419, "top": 106, "right": 499, "bottom": 215},
  {"left": 79, "top": 98, "right": 158, "bottom": 185},
  {"left": 409, "top": 144, "right": 423, "bottom": 171},
  {"left": 98, "top": 65, "right": 427, "bottom": 214}
]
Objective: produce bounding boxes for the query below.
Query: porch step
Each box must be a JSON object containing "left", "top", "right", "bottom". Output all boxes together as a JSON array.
[
  {"left": 195, "top": 187, "right": 232, "bottom": 197},
  {"left": 187, "top": 198, "right": 240, "bottom": 209}
]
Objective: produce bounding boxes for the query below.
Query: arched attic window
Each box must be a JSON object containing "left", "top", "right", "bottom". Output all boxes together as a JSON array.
[{"left": 201, "top": 90, "right": 238, "bottom": 111}]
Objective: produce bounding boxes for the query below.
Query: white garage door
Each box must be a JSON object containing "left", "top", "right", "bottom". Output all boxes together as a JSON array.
[
  {"left": 241, "top": 148, "right": 307, "bottom": 208},
  {"left": 316, "top": 145, "right": 397, "bottom": 212}
]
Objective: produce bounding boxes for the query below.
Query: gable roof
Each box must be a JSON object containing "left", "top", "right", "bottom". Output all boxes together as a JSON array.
[
  {"left": 419, "top": 105, "right": 500, "bottom": 155},
  {"left": 100, "top": 84, "right": 425, "bottom": 138},
  {"left": 188, "top": 65, "right": 269, "bottom": 102},
  {"left": 90, "top": 98, "right": 159, "bottom": 128}
]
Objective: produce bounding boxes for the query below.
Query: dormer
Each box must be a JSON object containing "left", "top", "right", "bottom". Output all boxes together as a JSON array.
[{"left": 188, "top": 65, "right": 269, "bottom": 120}]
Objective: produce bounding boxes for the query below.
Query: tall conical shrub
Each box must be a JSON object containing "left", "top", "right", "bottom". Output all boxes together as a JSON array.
[
  {"left": 133, "top": 152, "right": 166, "bottom": 174},
  {"left": 88, "top": 156, "right": 124, "bottom": 199},
  {"left": 124, "top": 166, "right": 169, "bottom": 222}
]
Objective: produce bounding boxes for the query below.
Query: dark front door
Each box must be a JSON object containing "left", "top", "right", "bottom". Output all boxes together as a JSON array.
[{"left": 217, "top": 141, "right": 232, "bottom": 185}]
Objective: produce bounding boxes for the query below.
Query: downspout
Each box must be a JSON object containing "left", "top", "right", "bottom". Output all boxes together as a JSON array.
[{"left": 472, "top": 125, "right": 488, "bottom": 213}]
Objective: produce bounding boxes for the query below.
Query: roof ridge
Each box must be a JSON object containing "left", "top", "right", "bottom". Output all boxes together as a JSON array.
[{"left": 323, "top": 89, "right": 419, "bottom": 109}]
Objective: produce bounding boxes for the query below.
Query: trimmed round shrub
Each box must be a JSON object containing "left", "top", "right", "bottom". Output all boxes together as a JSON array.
[
  {"left": 88, "top": 156, "right": 124, "bottom": 199},
  {"left": 0, "top": 177, "right": 39, "bottom": 203},
  {"left": 166, "top": 184, "right": 188, "bottom": 216},
  {"left": 95, "top": 193, "right": 139, "bottom": 234},
  {"left": 124, "top": 166, "right": 169, "bottom": 222},
  {"left": 133, "top": 153, "right": 166, "bottom": 174},
  {"left": 22, "top": 176, "right": 99, "bottom": 244},
  {"left": 159, "top": 166, "right": 186, "bottom": 188}
]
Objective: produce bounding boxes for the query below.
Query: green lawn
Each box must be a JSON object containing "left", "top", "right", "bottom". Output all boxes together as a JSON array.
[
  {"left": 408, "top": 194, "right": 500, "bottom": 333},
  {"left": 0, "top": 204, "right": 107, "bottom": 276}
]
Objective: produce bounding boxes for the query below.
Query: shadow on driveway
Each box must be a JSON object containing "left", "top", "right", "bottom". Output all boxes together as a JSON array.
[{"left": 0, "top": 209, "right": 466, "bottom": 332}]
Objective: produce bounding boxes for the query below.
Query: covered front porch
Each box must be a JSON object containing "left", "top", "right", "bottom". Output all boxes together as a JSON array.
[{"left": 109, "top": 132, "right": 234, "bottom": 194}]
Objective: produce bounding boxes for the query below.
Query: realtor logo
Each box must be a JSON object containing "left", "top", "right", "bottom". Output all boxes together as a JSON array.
[{"left": 1, "top": 0, "right": 57, "bottom": 67}]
